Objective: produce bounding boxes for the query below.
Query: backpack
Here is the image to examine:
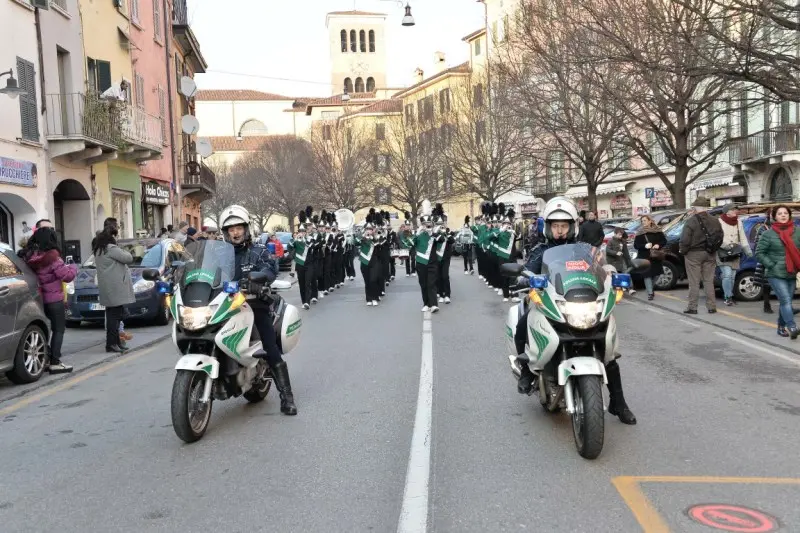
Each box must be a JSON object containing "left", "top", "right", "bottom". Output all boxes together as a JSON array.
[{"left": 696, "top": 215, "right": 723, "bottom": 254}]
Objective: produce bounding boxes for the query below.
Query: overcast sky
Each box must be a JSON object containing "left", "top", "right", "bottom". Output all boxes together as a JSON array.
[{"left": 187, "top": 0, "right": 485, "bottom": 97}]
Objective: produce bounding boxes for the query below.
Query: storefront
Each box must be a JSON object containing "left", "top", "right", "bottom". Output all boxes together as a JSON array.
[
  {"left": 109, "top": 164, "right": 142, "bottom": 239},
  {"left": 564, "top": 181, "right": 634, "bottom": 219},
  {"left": 691, "top": 174, "right": 747, "bottom": 206},
  {"left": 649, "top": 188, "right": 674, "bottom": 212},
  {"left": 142, "top": 181, "right": 170, "bottom": 236},
  {"left": 609, "top": 193, "right": 633, "bottom": 218},
  {"left": 0, "top": 156, "right": 43, "bottom": 249}
]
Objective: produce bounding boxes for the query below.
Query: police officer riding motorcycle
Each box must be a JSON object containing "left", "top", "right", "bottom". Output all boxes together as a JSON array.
[
  {"left": 514, "top": 197, "right": 636, "bottom": 425},
  {"left": 220, "top": 205, "right": 298, "bottom": 415}
]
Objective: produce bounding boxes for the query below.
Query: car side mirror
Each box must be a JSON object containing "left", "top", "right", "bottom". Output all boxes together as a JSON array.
[
  {"left": 249, "top": 271, "right": 269, "bottom": 284},
  {"left": 142, "top": 268, "right": 160, "bottom": 281}
]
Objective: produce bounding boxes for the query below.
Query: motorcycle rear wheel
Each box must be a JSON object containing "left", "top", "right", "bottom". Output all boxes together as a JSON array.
[
  {"left": 571, "top": 375, "right": 605, "bottom": 460},
  {"left": 172, "top": 370, "right": 213, "bottom": 443}
]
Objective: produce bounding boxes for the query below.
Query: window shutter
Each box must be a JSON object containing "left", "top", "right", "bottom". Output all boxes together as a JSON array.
[
  {"left": 153, "top": 0, "right": 162, "bottom": 40},
  {"left": 130, "top": 0, "right": 139, "bottom": 22},
  {"left": 17, "top": 57, "right": 39, "bottom": 142},
  {"left": 97, "top": 61, "right": 112, "bottom": 92},
  {"left": 158, "top": 86, "right": 167, "bottom": 142}
]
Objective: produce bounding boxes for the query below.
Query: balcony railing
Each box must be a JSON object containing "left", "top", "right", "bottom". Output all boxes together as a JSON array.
[
  {"left": 181, "top": 160, "right": 216, "bottom": 195},
  {"left": 728, "top": 126, "right": 800, "bottom": 164},
  {"left": 44, "top": 93, "right": 122, "bottom": 147},
  {"left": 173, "top": 0, "right": 188, "bottom": 25},
  {"left": 532, "top": 176, "right": 567, "bottom": 196},
  {"left": 121, "top": 106, "right": 164, "bottom": 152}
]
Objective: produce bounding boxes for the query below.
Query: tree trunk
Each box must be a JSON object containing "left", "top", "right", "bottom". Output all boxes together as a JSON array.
[
  {"left": 672, "top": 164, "right": 689, "bottom": 209},
  {"left": 288, "top": 216, "right": 296, "bottom": 233},
  {"left": 586, "top": 186, "right": 598, "bottom": 213}
]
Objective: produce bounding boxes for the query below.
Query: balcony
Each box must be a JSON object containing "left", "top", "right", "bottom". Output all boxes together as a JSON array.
[
  {"left": 181, "top": 157, "right": 216, "bottom": 201},
  {"left": 172, "top": 0, "right": 208, "bottom": 73},
  {"left": 531, "top": 176, "right": 568, "bottom": 196},
  {"left": 119, "top": 106, "right": 164, "bottom": 161},
  {"left": 44, "top": 93, "right": 121, "bottom": 163},
  {"left": 728, "top": 126, "right": 800, "bottom": 169}
]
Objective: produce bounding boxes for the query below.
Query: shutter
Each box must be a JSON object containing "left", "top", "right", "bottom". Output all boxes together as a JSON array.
[
  {"left": 130, "top": 0, "right": 139, "bottom": 22},
  {"left": 17, "top": 57, "right": 39, "bottom": 142},
  {"left": 153, "top": 0, "right": 162, "bottom": 40},
  {"left": 97, "top": 61, "right": 112, "bottom": 92},
  {"left": 158, "top": 87, "right": 167, "bottom": 142}
]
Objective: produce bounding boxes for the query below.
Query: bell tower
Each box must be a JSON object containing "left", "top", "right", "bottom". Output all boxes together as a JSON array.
[{"left": 326, "top": 10, "right": 388, "bottom": 94}]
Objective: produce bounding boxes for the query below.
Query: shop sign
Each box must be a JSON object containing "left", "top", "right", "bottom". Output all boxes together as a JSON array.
[
  {"left": 708, "top": 185, "right": 746, "bottom": 199},
  {"left": 635, "top": 206, "right": 651, "bottom": 216},
  {"left": 0, "top": 157, "right": 37, "bottom": 188},
  {"left": 144, "top": 182, "right": 170, "bottom": 205},
  {"left": 599, "top": 210, "right": 609, "bottom": 219},
  {"left": 610, "top": 194, "right": 632, "bottom": 210},
  {"left": 576, "top": 198, "right": 589, "bottom": 211},
  {"left": 650, "top": 189, "right": 673, "bottom": 207},
  {"left": 520, "top": 202, "right": 538, "bottom": 214}
]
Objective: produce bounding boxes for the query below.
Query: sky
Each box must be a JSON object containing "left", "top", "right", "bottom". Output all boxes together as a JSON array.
[{"left": 186, "top": 0, "right": 486, "bottom": 98}]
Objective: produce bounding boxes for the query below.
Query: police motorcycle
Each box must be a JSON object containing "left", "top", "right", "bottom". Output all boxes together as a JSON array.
[
  {"left": 142, "top": 239, "right": 302, "bottom": 443},
  {"left": 501, "top": 244, "right": 640, "bottom": 459}
]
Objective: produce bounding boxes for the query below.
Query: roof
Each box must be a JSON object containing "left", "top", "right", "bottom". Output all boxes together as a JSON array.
[
  {"left": 462, "top": 28, "right": 487, "bottom": 42},
  {"left": 391, "top": 62, "right": 471, "bottom": 98},
  {"left": 304, "top": 92, "right": 381, "bottom": 115},
  {"left": 327, "top": 10, "right": 387, "bottom": 16},
  {"left": 205, "top": 135, "right": 297, "bottom": 152},
  {"left": 346, "top": 99, "right": 403, "bottom": 116},
  {"left": 195, "top": 90, "right": 295, "bottom": 102}
]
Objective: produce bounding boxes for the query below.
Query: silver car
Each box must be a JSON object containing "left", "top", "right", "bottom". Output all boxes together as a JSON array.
[{"left": 0, "top": 243, "right": 50, "bottom": 384}]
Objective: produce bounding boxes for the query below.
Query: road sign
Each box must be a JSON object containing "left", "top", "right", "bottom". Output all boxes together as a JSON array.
[
  {"left": 645, "top": 187, "right": 655, "bottom": 199},
  {"left": 687, "top": 504, "right": 778, "bottom": 532}
]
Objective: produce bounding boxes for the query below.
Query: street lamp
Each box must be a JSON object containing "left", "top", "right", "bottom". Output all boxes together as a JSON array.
[
  {"left": 379, "top": 0, "right": 415, "bottom": 27},
  {"left": 0, "top": 69, "right": 26, "bottom": 99}
]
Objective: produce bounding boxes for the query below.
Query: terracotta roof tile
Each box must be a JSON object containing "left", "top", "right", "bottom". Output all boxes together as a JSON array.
[
  {"left": 196, "top": 89, "right": 294, "bottom": 101},
  {"left": 391, "top": 62, "right": 471, "bottom": 98},
  {"left": 347, "top": 99, "right": 403, "bottom": 116},
  {"left": 307, "top": 92, "right": 377, "bottom": 106}
]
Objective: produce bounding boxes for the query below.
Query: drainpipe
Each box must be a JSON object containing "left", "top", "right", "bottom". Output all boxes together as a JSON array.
[
  {"left": 34, "top": 8, "right": 46, "bottom": 114},
  {"left": 164, "top": 0, "right": 179, "bottom": 225}
]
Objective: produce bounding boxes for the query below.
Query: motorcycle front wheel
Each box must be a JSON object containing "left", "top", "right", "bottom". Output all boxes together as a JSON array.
[
  {"left": 571, "top": 375, "right": 605, "bottom": 460},
  {"left": 171, "top": 370, "right": 213, "bottom": 443}
]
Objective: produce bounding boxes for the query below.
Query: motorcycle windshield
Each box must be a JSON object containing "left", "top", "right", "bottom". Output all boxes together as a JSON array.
[
  {"left": 180, "top": 240, "right": 235, "bottom": 290},
  {"left": 541, "top": 243, "right": 608, "bottom": 297}
]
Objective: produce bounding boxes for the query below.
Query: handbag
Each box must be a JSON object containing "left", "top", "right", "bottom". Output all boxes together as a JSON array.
[
  {"left": 717, "top": 244, "right": 743, "bottom": 262},
  {"left": 645, "top": 234, "right": 666, "bottom": 260}
]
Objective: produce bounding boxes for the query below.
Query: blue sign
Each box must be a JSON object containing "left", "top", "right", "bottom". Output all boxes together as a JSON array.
[
  {"left": 0, "top": 157, "right": 37, "bottom": 187},
  {"left": 644, "top": 187, "right": 655, "bottom": 199}
]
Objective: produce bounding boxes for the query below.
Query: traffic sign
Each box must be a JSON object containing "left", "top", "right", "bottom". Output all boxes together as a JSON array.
[
  {"left": 687, "top": 504, "right": 778, "bottom": 532},
  {"left": 645, "top": 187, "right": 655, "bottom": 199}
]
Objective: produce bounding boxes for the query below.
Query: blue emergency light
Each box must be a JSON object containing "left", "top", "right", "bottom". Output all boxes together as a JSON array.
[
  {"left": 156, "top": 281, "right": 173, "bottom": 294},
  {"left": 611, "top": 273, "right": 632, "bottom": 289},
  {"left": 529, "top": 275, "right": 549, "bottom": 289},
  {"left": 223, "top": 281, "right": 240, "bottom": 294}
]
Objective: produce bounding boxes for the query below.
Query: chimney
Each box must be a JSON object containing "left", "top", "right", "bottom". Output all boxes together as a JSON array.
[
  {"left": 434, "top": 51, "right": 446, "bottom": 73},
  {"left": 414, "top": 67, "right": 424, "bottom": 84}
]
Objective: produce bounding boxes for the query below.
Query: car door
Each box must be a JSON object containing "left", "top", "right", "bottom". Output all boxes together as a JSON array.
[{"left": 0, "top": 251, "right": 28, "bottom": 364}]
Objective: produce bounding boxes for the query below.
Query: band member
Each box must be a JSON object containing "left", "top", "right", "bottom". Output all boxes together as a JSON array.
[
  {"left": 306, "top": 207, "right": 322, "bottom": 303},
  {"left": 400, "top": 211, "right": 416, "bottom": 277},
  {"left": 311, "top": 213, "right": 326, "bottom": 299},
  {"left": 433, "top": 204, "right": 455, "bottom": 304},
  {"left": 344, "top": 229, "right": 356, "bottom": 281},
  {"left": 330, "top": 216, "right": 346, "bottom": 288},
  {"left": 355, "top": 212, "right": 381, "bottom": 306},
  {"left": 461, "top": 216, "right": 476, "bottom": 275},
  {"left": 385, "top": 212, "right": 397, "bottom": 281},
  {"left": 409, "top": 214, "right": 440, "bottom": 313},
  {"left": 290, "top": 212, "right": 314, "bottom": 309},
  {"left": 495, "top": 209, "right": 517, "bottom": 302}
]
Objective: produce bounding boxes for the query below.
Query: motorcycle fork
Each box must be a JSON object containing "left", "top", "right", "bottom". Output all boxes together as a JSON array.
[{"left": 200, "top": 374, "right": 213, "bottom": 404}]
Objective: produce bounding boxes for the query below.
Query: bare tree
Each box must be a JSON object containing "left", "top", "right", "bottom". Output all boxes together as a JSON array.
[
  {"left": 441, "top": 72, "right": 528, "bottom": 202},
  {"left": 310, "top": 119, "right": 378, "bottom": 211},
  {"left": 201, "top": 159, "right": 243, "bottom": 227},
  {"left": 500, "top": 0, "right": 631, "bottom": 212}
]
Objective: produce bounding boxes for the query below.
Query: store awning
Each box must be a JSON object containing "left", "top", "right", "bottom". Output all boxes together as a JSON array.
[
  {"left": 689, "top": 175, "right": 734, "bottom": 191},
  {"left": 564, "top": 182, "right": 632, "bottom": 199}
]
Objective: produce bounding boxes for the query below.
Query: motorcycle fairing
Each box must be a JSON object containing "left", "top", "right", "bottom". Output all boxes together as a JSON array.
[
  {"left": 175, "top": 354, "right": 220, "bottom": 379},
  {"left": 214, "top": 304, "right": 262, "bottom": 365},
  {"left": 525, "top": 306, "right": 560, "bottom": 371},
  {"left": 557, "top": 356, "right": 607, "bottom": 386}
]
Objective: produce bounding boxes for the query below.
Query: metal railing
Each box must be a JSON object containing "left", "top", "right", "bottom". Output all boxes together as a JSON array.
[
  {"left": 532, "top": 176, "right": 567, "bottom": 195},
  {"left": 121, "top": 107, "right": 164, "bottom": 152},
  {"left": 728, "top": 126, "right": 800, "bottom": 164},
  {"left": 172, "top": 0, "right": 188, "bottom": 25},
  {"left": 44, "top": 93, "right": 122, "bottom": 147},
  {"left": 181, "top": 160, "right": 216, "bottom": 194}
]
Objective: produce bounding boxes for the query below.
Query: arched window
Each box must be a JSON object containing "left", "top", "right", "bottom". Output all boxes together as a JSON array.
[
  {"left": 355, "top": 77, "right": 365, "bottom": 93},
  {"left": 340, "top": 30, "right": 347, "bottom": 52},
  {"left": 239, "top": 119, "right": 268, "bottom": 137},
  {"left": 369, "top": 30, "right": 375, "bottom": 52},
  {"left": 350, "top": 30, "right": 357, "bottom": 52},
  {"left": 359, "top": 30, "right": 366, "bottom": 52},
  {"left": 366, "top": 77, "right": 375, "bottom": 92},
  {"left": 344, "top": 78, "right": 353, "bottom": 94},
  {"left": 770, "top": 167, "right": 793, "bottom": 201}
]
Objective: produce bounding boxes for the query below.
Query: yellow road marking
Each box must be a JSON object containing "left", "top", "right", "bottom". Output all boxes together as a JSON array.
[
  {"left": 612, "top": 476, "right": 800, "bottom": 532},
  {"left": 0, "top": 345, "right": 158, "bottom": 417},
  {"left": 657, "top": 293, "right": 776, "bottom": 328}
]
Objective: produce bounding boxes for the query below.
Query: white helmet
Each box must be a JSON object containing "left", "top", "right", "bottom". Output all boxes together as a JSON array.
[
  {"left": 542, "top": 196, "right": 579, "bottom": 242},
  {"left": 219, "top": 205, "right": 251, "bottom": 245}
]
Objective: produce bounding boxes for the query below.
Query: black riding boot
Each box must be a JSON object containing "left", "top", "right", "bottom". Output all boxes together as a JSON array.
[
  {"left": 606, "top": 360, "right": 636, "bottom": 425},
  {"left": 270, "top": 361, "right": 298, "bottom": 416}
]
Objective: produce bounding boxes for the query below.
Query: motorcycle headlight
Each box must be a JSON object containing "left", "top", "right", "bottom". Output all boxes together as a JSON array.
[
  {"left": 557, "top": 301, "right": 602, "bottom": 329},
  {"left": 133, "top": 279, "right": 155, "bottom": 294},
  {"left": 178, "top": 305, "right": 218, "bottom": 331}
]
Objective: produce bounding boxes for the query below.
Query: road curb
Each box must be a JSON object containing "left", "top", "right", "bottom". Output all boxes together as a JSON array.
[
  {"left": 0, "top": 333, "right": 170, "bottom": 406},
  {"left": 631, "top": 297, "right": 800, "bottom": 357}
]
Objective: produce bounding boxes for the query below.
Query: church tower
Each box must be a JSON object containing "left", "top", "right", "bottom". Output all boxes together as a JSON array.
[{"left": 326, "top": 10, "right": 388, "bottom": 94}]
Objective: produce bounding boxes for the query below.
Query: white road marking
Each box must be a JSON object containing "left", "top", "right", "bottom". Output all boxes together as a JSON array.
[
  {"left": 714, "top": 332, "right": 800, "bottom": 368},
  {"left": 643, "top": 306, "right": 664, "bottom": 315},
  {"left": 397, "top": 315, "right": 434, "bottom": 533},
  {"left": 679, "top": 319, "right": 700, "bottom": 327}
]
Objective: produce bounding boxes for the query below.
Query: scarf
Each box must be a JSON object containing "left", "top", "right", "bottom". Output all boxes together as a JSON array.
[
  {"left": 636, "top": 224, "right": 662, "bottom": 236},
  {"left": 720, "top": 213, "right": 738, "bottom": 226},
  {"left": 772, "top": 221, "right": 800, "bottom": 275}
]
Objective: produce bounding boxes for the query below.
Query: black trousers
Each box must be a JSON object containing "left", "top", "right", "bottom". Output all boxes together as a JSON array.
[
  {"left": 389, "top": 256, "right": 396, "bottom": 279},
  {"left": 314, "top": 258, "right": 324, "bottom": 295},
  {"left": 296, "top": 264, "right": 311, "bottom": 304},
  {"left": 437, "top": 256, "right": 452, "bottom": 297},
  {"left": 381, "top": 251, "right": 391, "bottom": 285},
  {"left": 500, "top": 257, "right": 512, "bottom": 298},
  {"left": 405, "top": 253, "right": 416, "bottom": 275},
  {"left": 345, "top": 249, "right": 356, "bottom": 278},
  {"left": 44, "top": 302, "right": 66, "bottom": 362},
  {"left": 417, "top": 262, "right": 438, "bottom": 307},
  {"left": 463, "top": 245, "right": 474, "bottom": 272},
  {"left": 323, "top": 254, "right": 333, "bottom": 292},
  {"left": 333, "top": 251, "right": 344, "bottom": 285},
  {"left": 361, "top": 261, "right": 380, "bottom": 301},
  {"left": 252, "top": 306, "right": 283, "bottom": 365},
  {"left": 477, "top": 247, "right": 485, "bottom": 278},
  {"left": 105, "top": 305, "right": 124, "bottom": 348}
]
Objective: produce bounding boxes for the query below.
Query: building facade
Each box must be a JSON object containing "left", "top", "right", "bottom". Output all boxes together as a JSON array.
[{"left": 326, "top": 11, "right": 388, "bottom": 94}]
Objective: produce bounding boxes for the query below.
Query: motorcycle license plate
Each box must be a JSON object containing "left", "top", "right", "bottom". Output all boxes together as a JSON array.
[{"left": 90, "top": 303, "right": 106, "bottom": 311}]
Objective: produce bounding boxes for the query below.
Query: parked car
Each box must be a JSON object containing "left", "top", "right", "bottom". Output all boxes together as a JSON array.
[
  {"left": 601, "top": 209, "right": 687, "bottom": 246},
  {"left": 258, "top": 232, "right": 294, "bottom": 271},
  {"left": 65, "top": 238, "right": 188, "bottom": 327},
  {"left": 0, "top": 242, "right": 50, "bottom": 384}
]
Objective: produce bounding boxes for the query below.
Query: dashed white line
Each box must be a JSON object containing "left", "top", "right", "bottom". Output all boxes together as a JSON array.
[
  {"left": 397, "top": 315, "right": 434, "bottom": 533},
  {"left": 714, "top": 331, "right": 800, "bottom": 368}
]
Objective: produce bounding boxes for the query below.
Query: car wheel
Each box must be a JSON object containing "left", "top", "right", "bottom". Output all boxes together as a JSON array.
[
  {"left": 734, "top": 270, "right": 763, "bottom": 302},
  {"left": 154, "top": 299, "right": 171, "bottom": 326},
  {"left": 654, "top": 261, "right": 678, "bottom": 290},
  {"left": 5, "top": 324, "right": 48, "bottom": 384}
]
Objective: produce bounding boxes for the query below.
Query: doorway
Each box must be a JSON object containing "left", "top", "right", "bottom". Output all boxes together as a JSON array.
[{"left": 112, "top": 190, "right": 134, "bottom": 238}]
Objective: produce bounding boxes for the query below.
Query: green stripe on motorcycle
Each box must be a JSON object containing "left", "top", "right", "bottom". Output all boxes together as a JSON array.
[
  {"left": 201, "top": 364, "right": 213, "bottom": 375},
  {"left": 286, "top": 319, "right": 302, "bottom": 336},
  {"left": 222, "top": 329, "right": 247, "bottom": 358},
  {"left": 539, "top": 290, "right": 562, "bottom": 321}
]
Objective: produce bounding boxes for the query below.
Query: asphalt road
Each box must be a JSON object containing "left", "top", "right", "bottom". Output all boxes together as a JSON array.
[{"left": 2, "top": 265, "right": 800, "bottom": 532}]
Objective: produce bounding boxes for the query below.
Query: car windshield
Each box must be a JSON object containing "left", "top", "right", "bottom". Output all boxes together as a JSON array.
[
  {"left": 277, "top": 233, "right": 292, "bottom": 244},
  {"left": 83, "top": 242, "right": 163, "bottom": 268}
]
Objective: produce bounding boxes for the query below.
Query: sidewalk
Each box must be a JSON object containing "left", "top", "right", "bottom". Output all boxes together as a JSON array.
[{"left": 633, "top": 286, "right": 800, "bottom": 355}]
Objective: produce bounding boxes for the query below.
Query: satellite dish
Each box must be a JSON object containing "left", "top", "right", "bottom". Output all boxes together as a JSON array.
[
  {"left": 180, "top": 76, "right": 198, "bottom": 98},
  {"left": 196, "top": 138, "right": 213, "bottom": 157},
  {"left": 181, "top": 115, "right": 200, "bottom": 135}
]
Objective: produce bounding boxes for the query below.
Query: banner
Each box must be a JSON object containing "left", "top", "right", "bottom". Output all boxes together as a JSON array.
[
  {"left": 143, "top": 181, "right": 170, "bottom": 205},
  {"left": 649, "top": 189, "right": 673, "bottom": 207},
  {"left": 610, "top": 194, "right": 632, "bottom": 210},
  {"left": 0, "top": 157, "right": 37, "bottom": 187}
]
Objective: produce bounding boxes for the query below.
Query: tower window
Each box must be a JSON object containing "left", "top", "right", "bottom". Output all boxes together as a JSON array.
[
  {"left": 369, "top": 30, "right": 375, "bottom": 52},
  {"left": 355, "top": 77, "right": 365, "bottom": 93},
  {"left": 344, "top": 78, "right": 353, "bottom": 93},
  {"left": 366, "top": 77, "right": 375, "bottom": 92},
  {"left": 360, "top": 30, "right": 366, "bottom": 52},
  {"left": 350, "top": 30, "right": 357, "bottom": 52},
  {"left": 341, "top": 30, "right": 347, "bottom": 52}
]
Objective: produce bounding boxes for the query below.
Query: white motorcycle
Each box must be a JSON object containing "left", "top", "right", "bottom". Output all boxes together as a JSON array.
[
  {"left": 502, "top": 243, "right": 636, "bottom": 459},
  {"left": 143, "top": 240, "right": 302, "bottom": 443}
]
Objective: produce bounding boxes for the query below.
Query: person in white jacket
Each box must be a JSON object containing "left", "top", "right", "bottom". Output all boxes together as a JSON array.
[{"left": 717, "top": 204, "right": 753, "bottom": 306}]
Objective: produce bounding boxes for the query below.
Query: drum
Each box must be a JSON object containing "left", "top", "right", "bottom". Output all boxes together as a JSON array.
[{"left": 391, "top": 249, "right": 410, "bottom": 258}]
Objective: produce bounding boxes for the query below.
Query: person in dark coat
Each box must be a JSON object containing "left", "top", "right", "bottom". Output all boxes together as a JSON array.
[
  {"left": 577, "top": 211, "right": 605, "bottom": 247},
  {"left": 633, "top": 214, "right": 667, "bottom": 300}
]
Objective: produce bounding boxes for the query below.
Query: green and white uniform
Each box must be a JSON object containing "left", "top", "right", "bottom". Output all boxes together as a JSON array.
[{"left": 413, "top": 230, "right": 437, "bottom": 265}]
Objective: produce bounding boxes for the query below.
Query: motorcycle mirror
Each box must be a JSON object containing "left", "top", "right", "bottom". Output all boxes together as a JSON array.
[
  {"left": 141, "top": 268, "right": 160, "bottom": 281},
  {"left": 249, "top": 271, "right": 269, "bottom": 284},
  {"left": 501, "top": 263, "right": 525, "bottom": 277}
]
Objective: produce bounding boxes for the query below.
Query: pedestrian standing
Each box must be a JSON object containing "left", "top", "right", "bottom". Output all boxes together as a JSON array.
[
  {"left": 634, "top": 215, "right": 668, "bottom": 301},
  {"left": 679, "top": 197, "right": 724, "bottom": 314},
  {"left": 756, "top": 205, "right": 800, "bottom": 339},
  {"left": 172, "top": 221, "right": 189, "bottom": 243},
  {"left": 717, "top": 204, "right": 753, "bottom": 306},
  {"left": 606, "top": 227, "right": 636, "bottom": 295},
  {"left": 753, "top": 216, "right": 774, "bottom": 314},
  {"left": 22, "top": 227, "right": 77, "bottom": 373},
  {"left": 577, "top": 211, "right": 605, "bottom": 247},
  {"left": 93, "top": 227, "right": 135, "bottom": 353}
]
